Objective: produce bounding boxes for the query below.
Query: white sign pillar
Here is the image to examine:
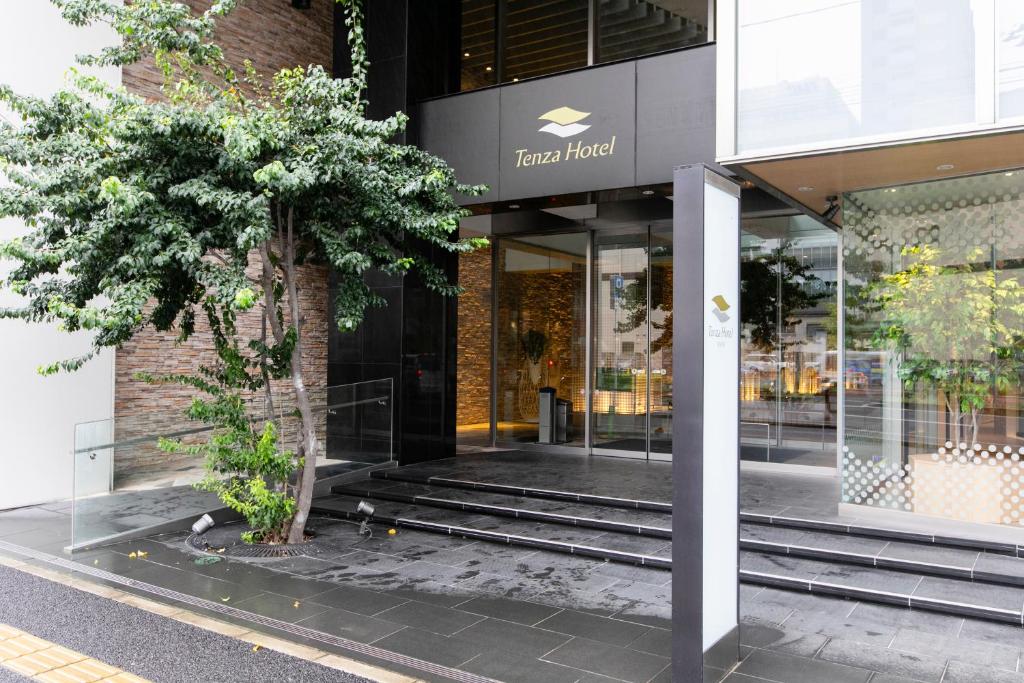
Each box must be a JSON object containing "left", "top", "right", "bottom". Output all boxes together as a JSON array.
[{"left": 672, "top": 164, "right": 740, "bottom": 682}]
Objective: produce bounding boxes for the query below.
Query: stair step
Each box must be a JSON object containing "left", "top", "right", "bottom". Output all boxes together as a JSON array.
[
  {"left": 740, "top": 551, "right": 1024, "bottom": 625},
  {"left": 312, "top": 491, "right": 1024, "bottom": 625},
  {"left": 741, "top": 523, "right": 1024, "bottom": 588},
  {"left": 741, "top": 511, "right": 1024, "bottom": 558},
  {"left": 371, "top": 468, "right": 672, "bottom": 513},
  {"left": 311, "top": 494, "right": 672, "bottom": 568},
  {"left": 333, "top": 480, "right": 672, "bottom": 539}
]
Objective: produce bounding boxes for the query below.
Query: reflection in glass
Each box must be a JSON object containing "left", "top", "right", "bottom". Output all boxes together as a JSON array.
[
  {"left": 649, "top": 225, "right": 673, "bottom": 454},
  {"left": 740, "top": 216, "right": 838, "bottom": 467},
  {"left": 596, "top": 0, "right": 708, "bottom": 64},
  {"left": 998, "top": 0, "right": 1024, "bottom": 120},
  {"left": 461, "top": 0, "right": 497, "bottom": 91},
  {"left": 495, "top": 234, "right": 587, "bottom": 446},
  {"left": 592, "top": 230, "right": 650, "bottom": 453},
  {"left": 737, "top": 0, "right": 979, "bottom": 153},
  {"left": 842, "top": 169, "right": 1024, "bottom": 527}
]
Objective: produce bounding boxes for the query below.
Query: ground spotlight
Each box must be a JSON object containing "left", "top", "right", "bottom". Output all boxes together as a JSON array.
[
  {"left": 191, "top": 513, "right": 215, "bottom": 536},
  {"left": 356, "top": 500, "right": 375, "bottom": 536}
]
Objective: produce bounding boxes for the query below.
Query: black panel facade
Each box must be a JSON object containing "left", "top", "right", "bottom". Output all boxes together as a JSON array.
[
  {"left": 636, "top": 46, "right": 717, "bottom": 186},
  {"left": 419, "top": 90, "right": 501, "bottom": 203},
  {"left": 329, "top": 0, "right": 461, "bottom": 465}
]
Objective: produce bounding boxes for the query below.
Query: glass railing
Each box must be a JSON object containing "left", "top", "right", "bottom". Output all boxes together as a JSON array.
[{"left": 71, "top": 378, "right": 393, "bottom": 551}]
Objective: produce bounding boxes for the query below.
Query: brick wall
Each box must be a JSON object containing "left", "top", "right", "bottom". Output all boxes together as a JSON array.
[
  {"left": 456, "top": 246, "right": 492, "bottom": 427},
  {"left": 115, "top": 0, "right": 333, "bottom": 482},
  {"left": 123, "top": 0, "right": 335, "bottom": 101}
]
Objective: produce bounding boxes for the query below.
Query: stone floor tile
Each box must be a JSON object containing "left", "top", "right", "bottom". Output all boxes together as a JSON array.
[
  {"left": 372, "top": 600, "right": 484, "bottom": 636},
  {"left": 735, "top": 648, "right": 871, "bottom": 683},
  {"left": 535, "top": 608, "right": 651, "bottom": 646},
  {"left": 542, "top": 636, "right": 669, "bottom": 683},
  {"left": 451, "top": 595, "right": 562, "bottom": 626},
  {"left": 370, "top": 627, "right": 484, "bottom": 668},
  {"left": 455, "top": 617, "right": 572, "bottom": 658},
  {"left": 817, "top": 637, "right": 946, "bottom": 682}
]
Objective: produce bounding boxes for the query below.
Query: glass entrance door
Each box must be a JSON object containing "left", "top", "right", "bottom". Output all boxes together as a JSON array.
[{"left": 591, "top": 229, "right": 650, "bottom": 456}]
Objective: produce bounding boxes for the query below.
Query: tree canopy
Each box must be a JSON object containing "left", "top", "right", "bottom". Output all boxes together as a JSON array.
[{"left": 0, "top": 0, "right": 486, "bottom": 542}]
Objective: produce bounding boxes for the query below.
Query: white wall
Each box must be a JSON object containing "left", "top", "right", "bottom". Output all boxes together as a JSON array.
[{"left": 0, "top": 2, "right": 119, "bottom": 509}]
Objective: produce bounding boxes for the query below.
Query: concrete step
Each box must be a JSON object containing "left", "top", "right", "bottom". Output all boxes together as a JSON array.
[
  {"left": 313, "top": 489, "right": 1024, "bottom": 626},
  {"left": 741, "top": 511, "right": 1024, "bottom": 558},
  {"left": 311, "top": 493, "right": 672, "bottom": 568},
  {"left": 739, "top": 550, "right": 1024, "bottom": 625},
  {"left": 333, "top": 479, "right": 672, "bottom": 539},
  {"left": 741, "top": 522, "right": 1024, "bottom": 589},
  {"left": 370, "top": 467, "right": 672, "bottom": 513}
]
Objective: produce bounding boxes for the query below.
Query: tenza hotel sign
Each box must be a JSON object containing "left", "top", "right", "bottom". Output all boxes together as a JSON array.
[{"left": 513, "top": 106, "right": 617, "bottom": 168}]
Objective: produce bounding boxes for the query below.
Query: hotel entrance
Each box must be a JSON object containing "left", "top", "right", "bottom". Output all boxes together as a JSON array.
[{"left": 456, "top": 211, "right": 674, "bottom": 461}]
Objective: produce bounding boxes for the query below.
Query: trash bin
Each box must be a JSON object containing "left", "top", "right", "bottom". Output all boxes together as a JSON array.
[
  {"left": 538, "top": 387, "right": 556, "bottom": 444},
  {"left": 556, "top": 398, "right": 573, "bottom": 443}
]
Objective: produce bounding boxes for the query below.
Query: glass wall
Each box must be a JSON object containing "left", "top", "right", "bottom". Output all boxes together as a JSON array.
[
  {"left": 842, "top": 168, "right": 1024, "bottom": 526},
  {"left": 732, "top": 0, "right": 1023, "bottom": 155},
  {"left": 494, "top": 234, "right": 588, "bottom": 446},
  {"left": 458, "top": 0, "right": 710, "bottom": 91},
  {"left": 740, "top": 216, "right": 838, "bottom": 467}
]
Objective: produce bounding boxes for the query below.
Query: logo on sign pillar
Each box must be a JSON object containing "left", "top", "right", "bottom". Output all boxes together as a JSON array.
[
  {"left": 708, "top": 294, "right": 735, "bottom": 339},
  {"left": 513, "top": 105, "right": 617, "bottom": 169},
  {"left": 537, "top": 107, "right": 591, "bottom": 138},
  {"left": 710, "top": 295, "right": 731, "bottom": 323}
]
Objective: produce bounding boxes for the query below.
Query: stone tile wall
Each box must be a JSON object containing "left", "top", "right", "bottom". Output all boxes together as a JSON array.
[{"left": 456, "top": 246, "right": 492, "bottom": 427}]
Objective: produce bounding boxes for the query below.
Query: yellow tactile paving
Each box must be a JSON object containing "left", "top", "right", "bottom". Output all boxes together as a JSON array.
[{"left": 0, "top": 625, "right": 151, "bottom": 683}]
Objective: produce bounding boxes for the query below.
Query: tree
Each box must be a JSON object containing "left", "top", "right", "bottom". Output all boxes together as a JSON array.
[
  {"left": 0, "top": 0, "right": 485, "bottom": 543},
  {"left": 868, "top": 245, "right": 1024, "bottom": 447}
]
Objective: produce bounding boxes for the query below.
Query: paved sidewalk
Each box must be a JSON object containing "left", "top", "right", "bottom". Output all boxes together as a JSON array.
[{"left": 0, "top": 564, "right": 371, "bottom": 683}]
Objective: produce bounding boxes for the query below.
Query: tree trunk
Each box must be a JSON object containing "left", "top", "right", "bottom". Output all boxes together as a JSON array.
[{"left": 281, "top": 207, "right": 318, "bottom": 545}]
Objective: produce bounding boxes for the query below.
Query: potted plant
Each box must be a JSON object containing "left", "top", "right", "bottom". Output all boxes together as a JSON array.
[{"left": 521, "top": 330, "right": 547, "bottom": 384}]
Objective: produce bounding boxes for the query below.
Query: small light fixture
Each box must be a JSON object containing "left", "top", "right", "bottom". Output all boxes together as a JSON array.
[
  {"left": 485, "top": 66, "right": 493, "bottom": 72},
  {"left": 464, "top": 52, "right": 470, "bottom": 58},
  {"left": 641, "top": 189, "right": 655, "bottom": 196},
  {"left": 797, "top": 186, "right": 815, "bottom": 192},
  {"left": 512, "top": 77, "right": 519, "bottom": 82},
  {"left": 936, "top": 163, "right": 955, "bottom": 171},
  {"left": 191, "top": 513, "right": 215, "bottom": 536},
  {"left": 822, "top": 195, "right": 840, "bottom": 222},
  {"left": 1005, "top": 171, "right": 1015, "bottom": 177},
  {"left": 508, "top": 203, "right": 520, "bottom": 209}
]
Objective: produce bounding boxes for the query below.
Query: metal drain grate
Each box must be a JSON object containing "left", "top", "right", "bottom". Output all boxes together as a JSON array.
[
  {"left": 185, "top": 534, "right": 309, "bottom": 558},
  {"left": 0, "top": 539, "right": 498, "bottom": 683}
]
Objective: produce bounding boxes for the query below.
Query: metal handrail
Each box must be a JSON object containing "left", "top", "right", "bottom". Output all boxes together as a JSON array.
[{"left": 74, "top": 395, "right": 389, "bottom": 454}]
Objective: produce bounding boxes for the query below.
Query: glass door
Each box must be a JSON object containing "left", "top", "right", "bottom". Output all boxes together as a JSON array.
[
  {"left": 494, "top": 234, "right": 588, "bottom": 448},
  {"left": 591, "top": 229, "right": 650, "bottom": 456}
]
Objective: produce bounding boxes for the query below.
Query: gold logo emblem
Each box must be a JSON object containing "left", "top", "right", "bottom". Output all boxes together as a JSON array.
[
  {"left": 711, "top": 295, "right": 731, "bottom": 323},
  {"left": 538, "top": 106, "right": 591, "bottom": 138}
]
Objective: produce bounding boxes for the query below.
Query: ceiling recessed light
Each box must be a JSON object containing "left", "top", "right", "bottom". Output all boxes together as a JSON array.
[
  {"left": 1005, "top": 172, "right": 1015, "bottom": 177},
  {"left": 508, "top": 204, "right": 520, "bottom": 209},
  {"left": 464, "top": 52, "right": 470, "bottom": 58},
  {"left": 641, "top": 189, "right": 655, "bottom": 196},
  {"left": 512, "top": 77, "right": 519, "bottom": 82},
  {"left": 797, "top": 186, "right": 815, "bottom": 192},
  {"left": 485, "top": 66, "right": 493, "bottom": 72},
  {"left": 936, "top": 163, "right": 955, "bottom": 171}
]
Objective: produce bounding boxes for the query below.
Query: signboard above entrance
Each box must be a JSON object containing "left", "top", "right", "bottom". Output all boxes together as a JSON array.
[
  {"left": 499, "top": 62, "right": 636, "bottom": 198},
  {"left": 417, "top": 45, "right": 716, "bottom": 205}
]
